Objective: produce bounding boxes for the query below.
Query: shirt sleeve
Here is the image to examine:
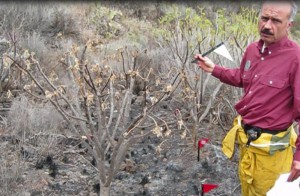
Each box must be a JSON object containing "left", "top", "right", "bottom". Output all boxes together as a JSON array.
[
  {"left": 291, "top": 60, "right": 300, "bottom": 161},
  {"left": 211, "top": 50, "right": 248, "bottom": 88},
  {"left": 211, "top": 65, "right": 243, "bottom": 87}
]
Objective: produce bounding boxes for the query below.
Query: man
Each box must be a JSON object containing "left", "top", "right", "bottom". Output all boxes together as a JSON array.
[{"left": 194, "top": 1, "right": 300, "bottom": 195}]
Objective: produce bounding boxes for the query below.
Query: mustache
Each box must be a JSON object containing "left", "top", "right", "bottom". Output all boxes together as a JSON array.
[{"left": 261, "top": 29, "right": 273, "bottom": 35}]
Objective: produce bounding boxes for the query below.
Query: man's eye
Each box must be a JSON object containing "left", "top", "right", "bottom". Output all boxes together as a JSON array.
[{"left": 272, "top": 19, "right": 281, "bottom": 24}]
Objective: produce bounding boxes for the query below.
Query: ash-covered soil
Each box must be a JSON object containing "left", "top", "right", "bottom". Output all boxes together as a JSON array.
[{"left": 0, "top": 123, "right": 240, "bottom": 196}]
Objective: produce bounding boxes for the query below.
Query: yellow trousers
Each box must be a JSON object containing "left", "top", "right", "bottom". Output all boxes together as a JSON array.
[{"left": 222, "top": 116, "right": 297, "bottom": 196}]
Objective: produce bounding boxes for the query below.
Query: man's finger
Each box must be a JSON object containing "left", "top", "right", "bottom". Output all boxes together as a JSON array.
[
  {"left": 191, "top": 56, "right": 205, "bottom": 63},
  {"left": 287, "top": 171, "right": 296, "bottom": 182},
  {"left": 191, "top": 59, "right": 199, "bottom": 63},
  {"left": 287, "top": 170, "right": 300, "bottom": 182}
]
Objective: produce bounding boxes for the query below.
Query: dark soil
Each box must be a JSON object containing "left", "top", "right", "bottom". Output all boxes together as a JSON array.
[{"left": 0, "top": 120, "right": 240, "bottom": 196}]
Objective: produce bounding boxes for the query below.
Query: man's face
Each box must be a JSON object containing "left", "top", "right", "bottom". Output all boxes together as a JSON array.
[{"left": 259, "top": 2, "right": 293, "bottom": 46}]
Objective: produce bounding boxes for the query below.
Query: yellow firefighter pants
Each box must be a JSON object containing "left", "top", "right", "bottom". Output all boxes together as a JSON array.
[{"left": 222, "top": 116, "right": 297, "bottom": 196}]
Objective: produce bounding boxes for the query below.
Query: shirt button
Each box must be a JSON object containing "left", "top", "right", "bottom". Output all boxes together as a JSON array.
[
  {"left": 261, "top": 57, "right": 264, "bottom": 61},
  {"left": 269, "top": 51, "right": 272, "bottom": 54},
  {"left": 249, "top": 91, "right": 252, "bottom": 94},
  {"left": 269, "top": 81, "right": 273, "bottom": 84},
  {"left": 254, "top": 75, "right": 258, "bottom": 78}
]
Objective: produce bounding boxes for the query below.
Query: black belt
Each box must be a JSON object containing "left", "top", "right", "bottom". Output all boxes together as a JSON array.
[
  {"left": 242, "top": 122, "right": 288, "bottom": 147},
  {"left": 242, "top": 123, "right": 287, "bottom": 135}
]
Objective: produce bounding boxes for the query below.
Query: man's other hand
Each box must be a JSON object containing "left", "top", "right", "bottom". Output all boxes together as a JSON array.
[{"left": 287, "top": 160, "right": 300, "bottom": 182}]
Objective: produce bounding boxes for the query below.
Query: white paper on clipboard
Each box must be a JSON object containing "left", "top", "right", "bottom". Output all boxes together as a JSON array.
[{"left": 267, "top": 173, "right": 300, "bottom": 196}]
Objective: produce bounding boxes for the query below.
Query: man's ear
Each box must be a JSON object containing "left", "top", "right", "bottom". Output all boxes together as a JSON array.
[{"left": 287, "top": 21, "right": 293, "bottom": 32}]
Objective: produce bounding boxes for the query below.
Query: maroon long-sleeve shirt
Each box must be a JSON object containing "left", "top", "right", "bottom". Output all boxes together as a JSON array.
[{"left": 212, "top": 36, "right": 300, "bottom": 161}]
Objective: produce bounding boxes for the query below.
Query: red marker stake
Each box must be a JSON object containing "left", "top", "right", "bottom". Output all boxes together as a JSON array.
[
  {"left": 201, "top": 183, "right": 218, "bottom": 196},
  {"left": 197, "top": 138, "right": 209, "bottom": 162},
  {"left": 198, "top": 143, "right": 200, "bottom": 162}
]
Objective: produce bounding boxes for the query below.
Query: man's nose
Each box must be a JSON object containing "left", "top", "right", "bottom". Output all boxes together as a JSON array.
[{"left": 264, "top": 19, "right": 272, "bottom": 29}]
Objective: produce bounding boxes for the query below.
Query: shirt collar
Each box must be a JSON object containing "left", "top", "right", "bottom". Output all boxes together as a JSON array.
[{"left": 257, "top": 36, "right": 289, "bottom": 52}]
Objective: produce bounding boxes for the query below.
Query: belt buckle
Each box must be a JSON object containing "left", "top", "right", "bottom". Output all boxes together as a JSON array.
[
  {"left": 247, "top": 129, "right": 259, "bottom": 141},
  {"left": 246, "top": 128, "right": 261, "bottom": 147}
]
